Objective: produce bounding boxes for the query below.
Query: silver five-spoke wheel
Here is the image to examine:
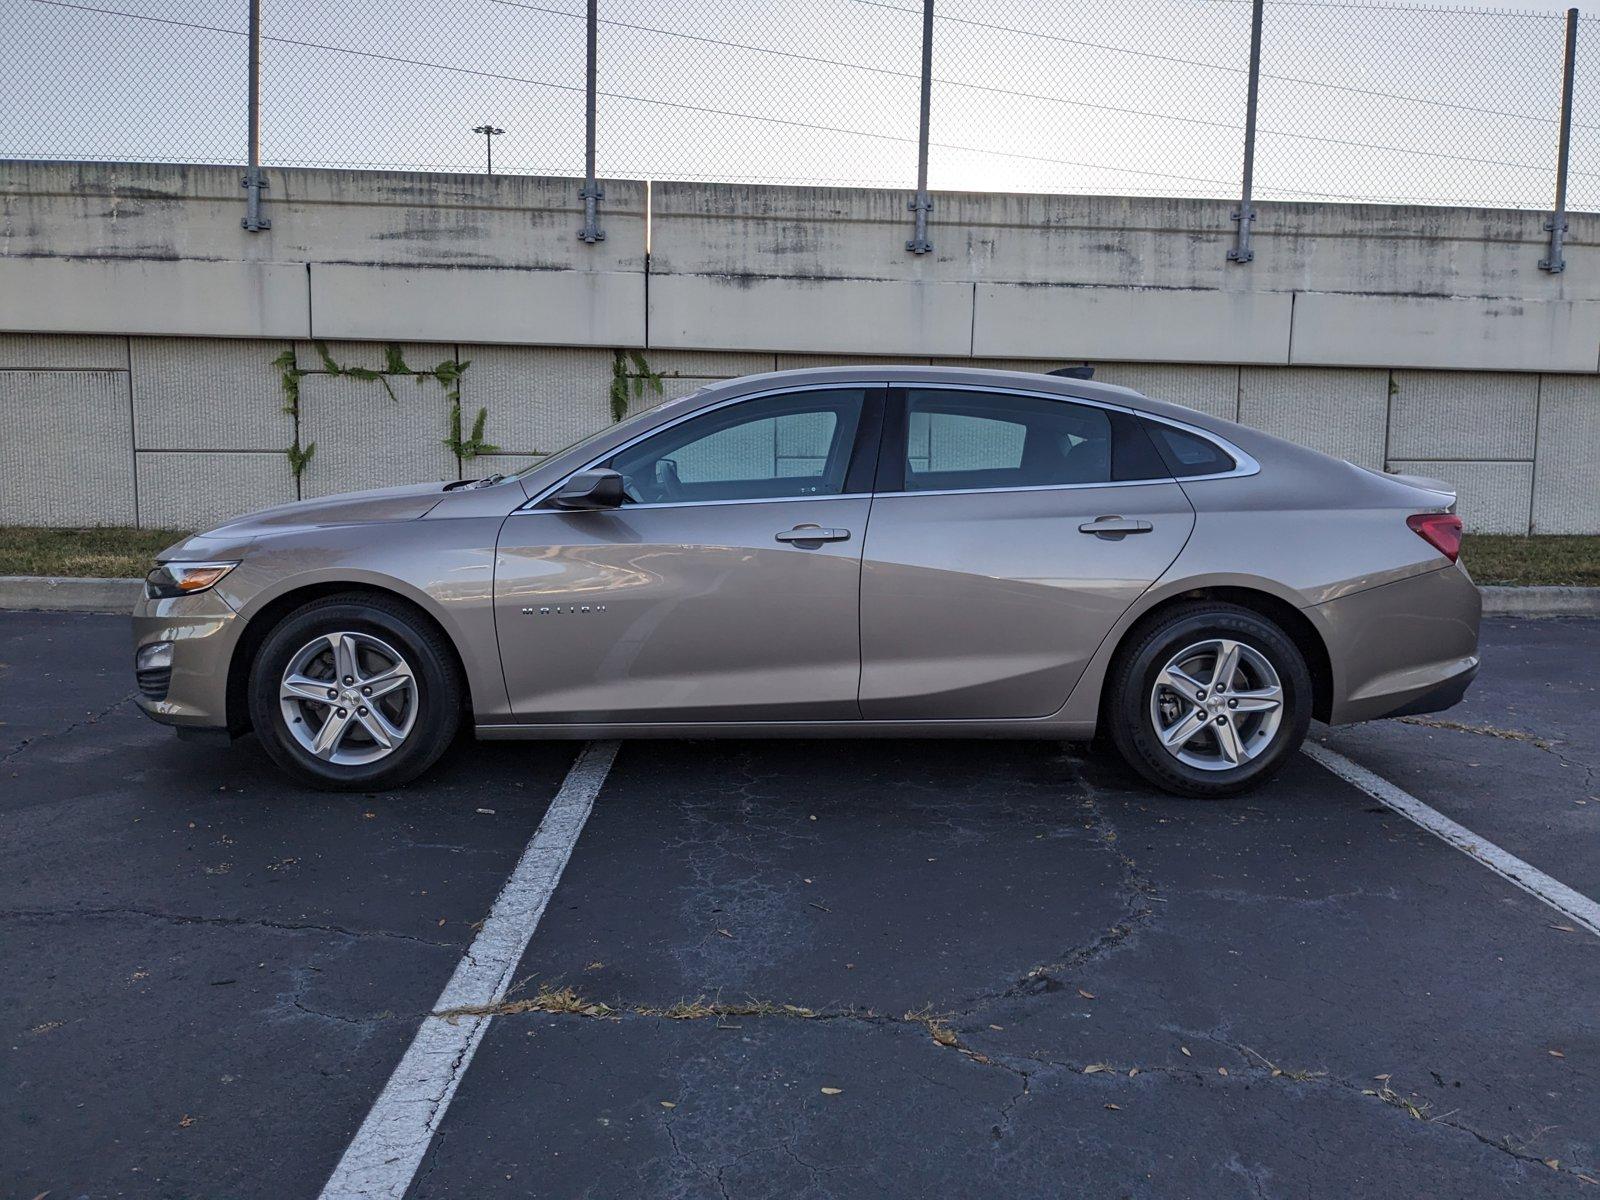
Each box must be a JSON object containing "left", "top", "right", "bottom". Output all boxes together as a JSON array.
[
  {"left": 278, "top": 631, "right": 417, "bottom": 765},
  {"left": 1148, "top": 638, "right": 1284, "bottom": 772}
]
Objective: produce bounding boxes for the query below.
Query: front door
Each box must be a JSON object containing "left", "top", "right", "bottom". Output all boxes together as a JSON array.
[
  {"left": 859, "top": 386, "right": 1195, "bottom": 720},
  {"left": 495, "top": 386, "right": 884, "bottom": 724}
]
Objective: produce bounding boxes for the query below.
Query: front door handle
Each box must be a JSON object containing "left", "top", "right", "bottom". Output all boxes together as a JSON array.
[
  {"left": 775, "top": 525, "right": 851, "bottom": 544},
  {"left": 1079, "top": 516, "right": 1154, "bottom": 539}
]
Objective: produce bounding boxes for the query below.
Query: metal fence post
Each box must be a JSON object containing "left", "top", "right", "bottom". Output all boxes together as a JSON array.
[
  {"left": 241, "top": 0, "right": 270, "bottom": 231},
  {"left": 578, "top": 0, "right": 605, "bottom": 243},
  {"left": 1228, "top": 0, "right": 1263, "bottom": 264},
  {"left": 906, "top": 0, "right": 934, "bottom": 254},
  {"left": 1541, "top": 8, "right": 1579, "bottom": 273}
]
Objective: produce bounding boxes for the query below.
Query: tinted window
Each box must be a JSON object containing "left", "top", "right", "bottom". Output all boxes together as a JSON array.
[
  {"left": 1142, "top": 420, "right": 1237, "bottom": 477},
  {"left": 904, "top": 391, "right": 1112, "bottom": 491},
  {"left": 608, "top": 389, "right": 866, "bottom": 504}
]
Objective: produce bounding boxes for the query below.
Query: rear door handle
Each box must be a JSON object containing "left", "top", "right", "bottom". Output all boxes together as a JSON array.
[
  {"left": 775, "top": 525, "right": 851, "bottom": 544},
  {"left": 1078, "top": 516, "right": 1153, "bottom": 538}
]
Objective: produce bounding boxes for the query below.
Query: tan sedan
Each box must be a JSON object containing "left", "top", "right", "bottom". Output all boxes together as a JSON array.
[{"left": 132, "top": 366, "right": 1480, "bottom": 797}]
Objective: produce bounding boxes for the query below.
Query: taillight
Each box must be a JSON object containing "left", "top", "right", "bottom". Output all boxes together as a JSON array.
[{"left": 1407, "top": 512, "right": 1463, "bottom": 562}]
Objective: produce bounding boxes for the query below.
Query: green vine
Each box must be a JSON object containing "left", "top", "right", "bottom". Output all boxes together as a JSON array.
[
  {"left": 273, "top": 342, "right": 496, "bottom": 473},
  {"left": 610, "top": 348, "right": 663, "bottom": 422},
  {"left": 274, "top": 348, "right": 315, "bottom": 482},
  {"left": 444, "top": 403, "right": 500, "bottom": 460},
  {"left": 285, "top": 440, "right": 316, "bottom": 479}
]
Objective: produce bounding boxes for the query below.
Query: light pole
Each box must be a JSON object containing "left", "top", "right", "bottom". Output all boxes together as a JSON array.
[{"left": 472, "top": 124, "right": 503, "bottom": 175}]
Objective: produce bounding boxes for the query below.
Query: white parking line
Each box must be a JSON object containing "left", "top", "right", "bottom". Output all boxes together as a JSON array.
[
  {"left": 1304, "top": 741, "right": 1600, "bottom": 939},
  {"left": 318, "top": 740, "right": 620, "bottom": 1200}
]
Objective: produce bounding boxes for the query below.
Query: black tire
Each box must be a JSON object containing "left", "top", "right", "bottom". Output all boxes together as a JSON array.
[
  {"left": 247, "top": 593, "right": 463, "bottom": 791},
  {"left": 1106, "top": 601, "right": 1312, "bottom": 798}
]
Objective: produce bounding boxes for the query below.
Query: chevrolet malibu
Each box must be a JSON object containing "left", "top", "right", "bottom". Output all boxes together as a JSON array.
[{"left": 133, "top": 365, "right": 1480, "bottom": 797}]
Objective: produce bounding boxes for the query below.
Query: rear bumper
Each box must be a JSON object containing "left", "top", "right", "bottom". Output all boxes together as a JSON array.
[
  {"left": 1364, "top": 659, "right": 1478, "bottom": 720},
  {"left": 1317, "top": 562, "right": 1482, "bottom": 726}
]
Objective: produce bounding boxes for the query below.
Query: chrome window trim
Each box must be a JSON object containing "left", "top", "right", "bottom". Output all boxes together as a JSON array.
[
  {"left": 875, "top": 478, "right": 1179, "bottom": 500},
  {"left": 521, "top": 492, "right": 873, "bottom": 515},
  {"left": 514, "top": 382, "right": 883, "bottom": 514},
  {"left": 514, "top": 378, "right": 1260, "bottom": 514},
  {"left": 1136, "top": 410, "right": 1262, "bottom": 483}
]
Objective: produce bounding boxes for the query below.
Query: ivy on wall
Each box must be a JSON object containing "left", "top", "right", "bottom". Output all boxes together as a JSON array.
[
  {"left": 610, "top": 349, "right": 663, "bottom": 422},
  {"left": 272, "top": 342, "right": 498, "bottom": 483},
  {"left": 272, "top": 344, "right": 668, "bottom": 487},
  {"left": 273, "top": 348, "right": 315, "bottom": 482}
]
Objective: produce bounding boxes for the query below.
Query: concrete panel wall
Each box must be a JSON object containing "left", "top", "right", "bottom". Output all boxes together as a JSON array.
[
  {"left": 6, "top": 162, "right": 1599, "bottom": 375},
  {"left": 136, "top": 451, "right": 296, "bottom": 531},
  {"left": 1, "top": 163, "right": 1597, "bottom": 533},
  {"left": 310, "top": 265, "right": 644, "bottom": 346},
  {"left": 649, "top": 275, "right": 973, "bottom": 355},
  {"left": 0, "top": 333, "right": 1597, "bottom": 533},
  {"left": 0, "top": 369, "right": 135, "bottom": 526},
  {"left": 1238, "top": 367, "right": 1390, "bottom": 469},
  {"left": 130, "top": 338, "right": 293, "bottom": 451},
  {"left": 0, "top": 162, "right": 646, "bottom": 343},
  {"left": 1532, "top": 376, "right": 1600, "bottom": 534},
  {"left": 1290, "top": 294, "right": 1600, "bottom": 372},
  {"left": 973, "top": 287, "right": 1290, "bottom": 364},
  {"left": 0, "top": 334, "right": 128, "bottom": 370},
  {"left": 0, "top": 258, "right": 311, "bottom": 339},
  {"left": 298, "top": 372, "right": 460, "bottom": 499},
  {"left": 1386, "top": 371, "right": 1538, "bottom": 461},
  {"left": 1387, "top": 460, "right": 1534, "bottom": 535}
]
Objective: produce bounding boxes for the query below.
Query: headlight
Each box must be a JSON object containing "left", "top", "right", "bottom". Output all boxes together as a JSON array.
[{"left": 144, "top": 561, "right": 238, "bottom": 599}]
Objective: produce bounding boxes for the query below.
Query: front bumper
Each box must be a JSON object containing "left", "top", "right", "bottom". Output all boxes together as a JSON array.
[
  {"left": 131, "top": 588, "right": 243, "bottom": 730},
  {"left": 1316, "top": 561, "right": 1482, "bottom": 726}
]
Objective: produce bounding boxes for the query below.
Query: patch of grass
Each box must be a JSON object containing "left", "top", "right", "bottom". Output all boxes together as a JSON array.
[
  {"left": 1463, "top": 535, "right": 1600, "bottom": 587},
  {"left": 0, "top": 526, "right": 189, "bottom": 579}
]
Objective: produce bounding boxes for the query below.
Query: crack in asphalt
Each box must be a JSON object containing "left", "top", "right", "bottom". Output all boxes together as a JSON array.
[
  {"left": 956, "top": 751, "right": 1159, "bottom": 1012},
  {"left": 0, "top": 904, "right": 459, "bottom": 948},
  {"left": 467, "top": 991, "right": 1595, "bottom": 1192},
  {"left": 0, "top": 690, "right": 137, "bottom": 764},
  {"left": 1395, "top": 715, "right": 1600, "bottom": 795}
]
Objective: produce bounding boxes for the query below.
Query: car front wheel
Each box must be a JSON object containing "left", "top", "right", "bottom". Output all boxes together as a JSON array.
[
  {"left": 247, "top": 594, "right": 463, "bottom": 791},
  {"left": 1107, "top": 601, "right": 1312, "bottom": 798}
]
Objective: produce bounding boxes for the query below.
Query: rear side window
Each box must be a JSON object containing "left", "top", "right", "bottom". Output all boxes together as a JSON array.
[
  {"left": 904, "top": 390, "right": 1112, "bottom": 491},
  {"left": 1142, "top": 420, "right": 1237, "bottom": 478}
]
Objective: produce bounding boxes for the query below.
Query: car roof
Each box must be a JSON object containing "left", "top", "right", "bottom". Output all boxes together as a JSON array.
[{"left": 695, "top": 364, "right": 1151, "bottom": 410}]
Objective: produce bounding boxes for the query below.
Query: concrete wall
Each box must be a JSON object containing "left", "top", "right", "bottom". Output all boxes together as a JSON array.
[
  {"left": 0, "top": 334, "right": 1584, "bottom": 535},
  {"left": 2, "top": 161, "right": 1597, "bottom": 533}
]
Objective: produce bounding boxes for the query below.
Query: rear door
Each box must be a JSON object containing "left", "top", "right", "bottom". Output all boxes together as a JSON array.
[{"left": 859, "top": 386, "right": 1195, "bottom": 720}]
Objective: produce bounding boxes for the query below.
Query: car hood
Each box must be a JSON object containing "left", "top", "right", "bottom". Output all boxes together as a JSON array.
[{"left": 157, "top": 481, "right": 452, "bottom": 561}]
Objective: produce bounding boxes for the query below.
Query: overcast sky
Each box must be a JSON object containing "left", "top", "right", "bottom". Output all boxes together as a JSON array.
[{"left": 2, "top": 0, "right": 1594, "bottom": 210}]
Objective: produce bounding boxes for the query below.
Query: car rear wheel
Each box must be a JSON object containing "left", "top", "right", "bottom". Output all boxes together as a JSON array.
[
  {"left": 247, "top": 594, "right": 462, "bottom": 791},
  {"left": 1107, "top": 602, "right": 1312, "bottom": 798}
]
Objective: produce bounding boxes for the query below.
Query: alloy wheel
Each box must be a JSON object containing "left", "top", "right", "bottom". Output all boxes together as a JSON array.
[
  {"left": 1148, "top": 638, "right": 1285, "bottom": 772},
  {"left": 278, "top": 631, "right": 418, "bottom": 766}
]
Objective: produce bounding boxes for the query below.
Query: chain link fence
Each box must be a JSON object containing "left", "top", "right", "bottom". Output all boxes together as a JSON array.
[{"left": 1, "top": 0, "right": 1590, "bottom": 216}]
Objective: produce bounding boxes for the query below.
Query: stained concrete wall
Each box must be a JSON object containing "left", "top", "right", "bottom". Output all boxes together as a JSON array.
[
  {"left": 0, "top": 333, "right": 1586, "bottom": 535},
  {"left": 1, "top": 161, "right": 1597, "bottom": 533}
]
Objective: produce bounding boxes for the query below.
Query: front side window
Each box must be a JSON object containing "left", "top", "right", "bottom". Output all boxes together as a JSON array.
[
  {"left": 904, "top": 390, "right": 1115, "bottom": 491},
  {"left": 607, "top": 389, "right": 867, "bottom": 504}
]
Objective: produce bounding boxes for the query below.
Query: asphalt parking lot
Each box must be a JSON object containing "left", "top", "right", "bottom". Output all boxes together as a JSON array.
[{"left": 4, "top": 612, "right": 1598, "bottom": 1199}]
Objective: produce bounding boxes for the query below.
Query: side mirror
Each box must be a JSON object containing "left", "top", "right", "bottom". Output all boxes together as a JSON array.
[{"left": 551, "top": 468, "right": 625, "bottom": 510}]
